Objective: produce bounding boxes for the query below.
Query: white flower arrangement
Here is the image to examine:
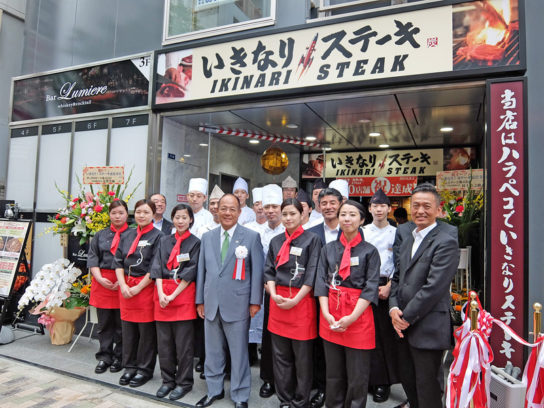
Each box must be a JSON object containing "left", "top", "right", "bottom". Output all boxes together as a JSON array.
[
  {"left": 235, "top": 245, "right": 248, "bottom": 259},
  {"left": 17, "top": 258, "right": 82, "bottom": 312}
]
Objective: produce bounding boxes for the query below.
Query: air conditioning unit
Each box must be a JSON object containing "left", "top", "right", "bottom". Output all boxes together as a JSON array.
[{"left": 489, "top": 365, "right": 526, "bottom": 408}]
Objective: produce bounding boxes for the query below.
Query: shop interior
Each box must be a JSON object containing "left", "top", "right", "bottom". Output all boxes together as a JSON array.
[{"left": 159, "top": 80, "right": 486, "bottom": 297}]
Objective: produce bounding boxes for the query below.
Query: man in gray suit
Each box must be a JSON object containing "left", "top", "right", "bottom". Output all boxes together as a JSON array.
[
  {"left": 196, "top": 194, "right": 264, "bottom": 408},
  {"left": 389, "top": 183, "right": 459, "bottom": 408}
]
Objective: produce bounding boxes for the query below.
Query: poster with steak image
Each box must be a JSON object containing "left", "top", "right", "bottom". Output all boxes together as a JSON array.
[
  {"left": 0, "top": 221, "right": 31, "bottom": 297},
  {"left": 453, "top": 0, "right": 520, "bottom": 70},
  {"left": 11, "top": 55, "right": 151, "bottom": 122}
]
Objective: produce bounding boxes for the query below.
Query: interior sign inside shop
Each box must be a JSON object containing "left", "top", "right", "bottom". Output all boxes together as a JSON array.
[{"left": 155, "top": 0, "right": 520, "bottom": 105}]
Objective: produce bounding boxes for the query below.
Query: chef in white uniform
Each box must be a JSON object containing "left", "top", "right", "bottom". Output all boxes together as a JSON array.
[
  {"left": 233, "top": 177, "right": 256, "bottom": 226},
  {"left": 197, "top": 184, "right": 224, "bottom": 237},
  {"left": 187, "top": 178, "right": 213, "bottom": 238},
  {"left": 245, "top": 187, "right": 266, "bottom": 233}
]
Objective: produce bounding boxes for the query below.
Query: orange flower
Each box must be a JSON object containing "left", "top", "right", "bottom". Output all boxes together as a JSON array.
[{"left": 81, "top": 285, "right": 91, "bottom": 295}]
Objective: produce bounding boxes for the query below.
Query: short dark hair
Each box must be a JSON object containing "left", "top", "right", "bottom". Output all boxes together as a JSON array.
[
  {"left": 281, "top": 198, "right": 303, "bottom": 214},
  {"left": 109, "top": 199, "right": 128, "bottom": 214},
  {"left": 150, "top": 193, "right": 166, "bottom": 203},
  {"left": 411, "top": 183, "right": 441, "bottom": 206},
  {"left": 338, "top": 200, "right": 366, "bottom": 221},
  {"left": 393, "top": 207, "right": 408, "bottom": 218},
  {"left": 318, "top": 188, "right": 343, "bottom": 203},
  {"left": 219, "top": 193, "right": 241, "bottom": 209},
  {"left": 171, "top": 203, "right": 194, "bottom": 229},
  {"left": 134, "top": 199, "right": 156, "bottom": 214}
]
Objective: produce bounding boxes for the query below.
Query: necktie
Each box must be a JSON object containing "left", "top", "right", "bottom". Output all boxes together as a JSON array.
[
  {"left": 166, "top": 230, "right": 191, "bottom": 270},
  {"left": 338, "top": 231, "right": 363, "bottom": 279},
  {"left": 221, "top": 230, "right": 230, "bottom": 263},
  {"left": 126, "top": 223, "right": 154, "bottom": 257}
]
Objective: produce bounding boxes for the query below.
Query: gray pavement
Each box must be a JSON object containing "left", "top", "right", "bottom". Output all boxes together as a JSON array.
[{"left": 0, "top": 327, "right": 407, "bottom": 407}]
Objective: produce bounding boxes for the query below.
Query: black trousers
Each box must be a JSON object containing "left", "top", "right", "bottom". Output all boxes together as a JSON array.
[
  {"left": 313, "top": 298, "right": 326, "bottom": 392},
  {"left": 121, "top": 320, "right": 157, "bottom": 377},
  {"left": 397, "top": 338, "right": 444, "bottom": 408},
  {"left": 260, "top": 292, "right": 274, "bottom": 384},
  {"left": 323, "top": 339, "right": 371, "bottom": 408},
  {"left": 369, "top": 296, "right": 400, "bottom": 386},
  {"left": 271, "top": 333, "right": 313, "bottom": 408},
  {"left": 95, "top": 308, "right": 122, "bottom": 364},
  {"left": 194, "top": 316, "right": 206, "bottom": 361},
  {"left": 156, "top": 320, "right": 194, "bottom": 388}
]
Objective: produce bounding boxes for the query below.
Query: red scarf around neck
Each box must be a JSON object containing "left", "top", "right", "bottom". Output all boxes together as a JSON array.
[
  {"left": 166, "top": 230, "right": 191, "bottom": 270},
  {"left": 126, "top": 223, "right": 154, "bottom": 257},
  {"left": 338, "top": 231, "right": 362, "bottom": 279},
  {"left": 110, "top": 223, "right": 128, "bottom": 255},
  {"left": 275, "top": 225, "right": 305, "bottom": 267}
]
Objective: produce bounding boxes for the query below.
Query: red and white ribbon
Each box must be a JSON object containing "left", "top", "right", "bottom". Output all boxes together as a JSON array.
[
  {"left": 233, "top": 258, "right": 246, "bottom": 281},
  {"left": 524, "top": 336, "right": 544, "bottom": 408}
]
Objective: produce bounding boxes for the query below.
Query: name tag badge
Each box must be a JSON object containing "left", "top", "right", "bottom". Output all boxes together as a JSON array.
[
  {"left": 350, "top": 256, "right": 359, "bottom": 267},
  {"left": 137, "top": 240, "right": 148, "bottom": 247},
  {"left": 177, "top": 253, "right": 190, "bottom": 262},
  {"left": 290, "top": 246, "right": 303, "bottom": 256}
]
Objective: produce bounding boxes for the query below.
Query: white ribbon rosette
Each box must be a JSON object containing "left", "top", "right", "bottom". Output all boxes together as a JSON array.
[{"left": 233, "top": 245, "right": 248, "bottom": 280}]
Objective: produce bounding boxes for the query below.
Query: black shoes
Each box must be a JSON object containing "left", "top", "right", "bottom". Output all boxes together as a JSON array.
[
  {"left": 234, "top": 403, "right": 248, "bottom": 408},
  {"left": 195, "top": 390, "right": 225, "bottom": 407},
  {"left": 170, "top": 385, "right": 191, "bottom": 400},
  {"left": 95, "top": 361, "right": 109, "bottom": 374},
  {"left": 373, "top": 385, "right": 390, "bottom": 403},
  {"left": 195, "top": 359, "right": 204, "bottom": 372},
  {"left": 119, "top": 371, "right": 135, "bottom": 385},
  {"left": 310, "top": 390, "right": 326, "bottom": 408},
  {"left": 156, "top": 384, "right": 174, "bottom": 398},
  {"left": 129, "top": 373, "right": 151, "bottom": 387},
  {"left": 259, "top": 382, "right": 275, "bottom": 398},
  {"left": 110, "top": 359, "right": 122, "bottom": 373}
]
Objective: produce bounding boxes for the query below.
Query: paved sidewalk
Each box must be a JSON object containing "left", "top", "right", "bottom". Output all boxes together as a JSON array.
[{"left": 0, "top": 327, "right": 407, "bottom": 407}]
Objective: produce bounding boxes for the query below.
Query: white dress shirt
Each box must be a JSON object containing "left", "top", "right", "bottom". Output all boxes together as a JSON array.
[
  {"left": 363, "top": 223, "right": 397, "bottom": 278},
  {"left": 220, "top": 224, "right": 237, "bottom": 249},
  {"left": 411, "top": 222, "right": 437, "bottom": 258},
  {"left": 259, "top": 222, "right": 285, "bottom": 259},
  {"left": 323, "top": 222, "right": 340, "bottom": 244}
]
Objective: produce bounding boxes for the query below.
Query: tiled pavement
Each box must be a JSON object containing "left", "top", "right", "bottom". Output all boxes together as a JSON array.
[{"left": 0, "top": 327, "right": 407, "bottom": 407}]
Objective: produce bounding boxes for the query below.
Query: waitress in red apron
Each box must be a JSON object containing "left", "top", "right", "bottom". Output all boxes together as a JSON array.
[
  {"left": 150, "top": 203, "right": 200, "bottom": 401},
  {"left": 87, "top": 199, "right": 131, "bottom": 375},
  {"left": 264, "top": 198, "right": 322, "bottom": 408},
  {"left": 314, "top": 200, "right": 380, "bottom": 408},
  {"left": 113, "top": 199, "right": 162, "bottom": 388}
]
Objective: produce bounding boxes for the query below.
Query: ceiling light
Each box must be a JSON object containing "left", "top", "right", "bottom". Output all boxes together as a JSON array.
[
  {"left": 369, "top": 132, "right": 381, "bottom": 137},
  {"left": 286, "top": 123, "right": 299, "bottom": 129},
  {"left": 358, "top": 118, "right": 371, "bottom": 123},
  {"left": 379, "top": 144, "right": 389, "bottom": 148},
  {"left": 183, "top": 154, "right": 191, "bottom": 157},
  {"left": 323, "top": 146, "right": 332, "bottom": 151},
  {"left": 199, "top": 143, "right": 208, "bottom": 147},
  {"left": 440, "top": 126, "right": 454, "bottom": 132},
  {"left": 249, "top": 139, "right": 260, "bottom": 144},
  {"left": 305, "top": 135, "right": 317, "bottom": 141}
]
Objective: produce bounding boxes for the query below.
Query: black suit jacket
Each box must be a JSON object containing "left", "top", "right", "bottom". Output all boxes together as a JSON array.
[
  {"left": 160, "top": 218, "right": 173, "bottom": 235},
  {"left": 389, "top": 221, "right": 459, "bottom": 350},
  {"left": 307, "top": 222, "right": 362, "bottom": 246}
]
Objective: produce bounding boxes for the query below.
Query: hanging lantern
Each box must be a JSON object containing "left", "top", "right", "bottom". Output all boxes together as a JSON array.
[{"left": 261, "top": 147, "right": 289, "bottom": 175}]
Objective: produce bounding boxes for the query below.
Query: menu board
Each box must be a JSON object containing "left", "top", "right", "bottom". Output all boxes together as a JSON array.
[{"left": 0, "top": 220, "right": 31, "bottom": 298}]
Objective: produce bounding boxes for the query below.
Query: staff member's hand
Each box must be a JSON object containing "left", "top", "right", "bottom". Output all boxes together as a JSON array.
[
  {"left": 249, "top": 304, "right": 261, "bottom": 318},
  {"left": 390, "top": 308, "right": 410, "bottom": 338},
  {"left": 197, "top": 304, "right": 205, "bottom": 319},
  {"left": 120, "top": 284, "right": 133, "bottom": 299}
]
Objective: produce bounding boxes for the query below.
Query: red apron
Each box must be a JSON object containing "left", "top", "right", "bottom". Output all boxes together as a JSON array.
[
  {"left": 154, "top": 280, "right": 197, "bottom": 322},
  {"left": 118, "top": 275, "right": 154, "bottom": 323},
  {"left": 89, "top": 269, "right": 119, "bottom": 309},
  {"left": 319, "top": 286, "right": 375, "bottom": 350},
  {"left": 268, "top": 285, "right": 317, "bottom": 341}
]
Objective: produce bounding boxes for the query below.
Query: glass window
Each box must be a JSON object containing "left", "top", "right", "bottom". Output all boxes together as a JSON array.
[
  {"left": 311, "top": 0, "right": 439, "bottom": 20},
  {"left": 164, "top": 0, "right": 276, "bottom": 44}
]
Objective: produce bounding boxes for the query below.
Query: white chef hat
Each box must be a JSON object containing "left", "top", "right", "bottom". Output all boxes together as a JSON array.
[
  {"left": 282, "top": 175, "right": 297, "bottom": 189},
  {"left": 209, "top": 185, "right": 224, "bottom": 201},
  {"left": 188, "top": 178, "right": 208, "bottom": 195},
  {"left": 252, "top": 187, "right": 263, "bottom": 203},
  {"left": 233, "top": 177, "right": 249, "bottom": 194},
  {"left": 262, "top": 184, "right": 282, "bottom": 206},
  {"left": 329, "top": 179, "right": 349, "bottom": 199}
]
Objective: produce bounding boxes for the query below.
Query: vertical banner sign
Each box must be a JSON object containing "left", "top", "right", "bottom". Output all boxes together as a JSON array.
[{"left": 489, "top": 80, "right": 525, "bottom": 367}]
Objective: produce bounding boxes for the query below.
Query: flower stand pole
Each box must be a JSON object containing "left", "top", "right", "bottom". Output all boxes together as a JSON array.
[{"left": 47, "top": 306, "right": 86, "bottom": 345}]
